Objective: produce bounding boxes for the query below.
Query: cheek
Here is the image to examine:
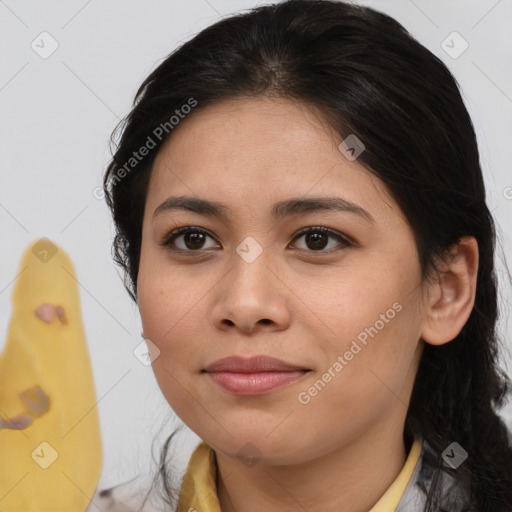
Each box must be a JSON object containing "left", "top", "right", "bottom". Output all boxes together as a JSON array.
[
  {"left": 316, "top": 273, "right": 422, "bottom": 396},
  {"left": 299, "top": 308, "right": 420, "bottom": 444},
  {"left": 137, "top": 274, "right": 204, "bottom": 421},
  {"left": 137, "top": 271, "right": 215, "bottom": 407},
  {"left": 138, "top": 257, "right": 194, "bottom": 341}
]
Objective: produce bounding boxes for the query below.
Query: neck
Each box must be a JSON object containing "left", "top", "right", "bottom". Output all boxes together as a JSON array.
[{"left": 215, "top": 416, "right": 409, "bottom": 512}]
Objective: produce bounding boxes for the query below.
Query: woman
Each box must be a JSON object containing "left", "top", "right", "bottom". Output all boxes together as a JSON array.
[{"left": 99, "top": 0, "right": 512, "bottom": 510}]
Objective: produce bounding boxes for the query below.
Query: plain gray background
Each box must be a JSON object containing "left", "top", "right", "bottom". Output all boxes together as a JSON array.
[{"left": 1, "top": 0, "right": 512, "bottom": 492}]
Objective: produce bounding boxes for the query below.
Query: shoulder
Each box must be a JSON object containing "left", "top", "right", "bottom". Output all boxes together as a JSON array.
[
  {"left": 86, "top": 475, "right": 160, "bottom": 512},
  {"left": 396, "top": 437, "right": 471, "bottom": 512}
]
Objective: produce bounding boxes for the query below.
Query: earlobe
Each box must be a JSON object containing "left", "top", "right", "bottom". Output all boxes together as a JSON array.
[{"left": 420, "top": 236, "right": 479, "bottom": 346}]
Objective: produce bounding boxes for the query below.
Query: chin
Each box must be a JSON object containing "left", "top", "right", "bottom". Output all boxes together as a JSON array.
[{"left": 205, "top": 431, "right": 312, "bottom": 466}]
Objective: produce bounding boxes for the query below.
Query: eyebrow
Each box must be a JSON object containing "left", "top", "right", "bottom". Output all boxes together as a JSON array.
[{"left": 152, "top": 195, "right": 374, "bottom": 223}]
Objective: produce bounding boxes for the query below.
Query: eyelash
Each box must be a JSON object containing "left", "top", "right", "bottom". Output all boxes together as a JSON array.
[{"left": 160, "top": 225, "right": 352, "bottom": 255}]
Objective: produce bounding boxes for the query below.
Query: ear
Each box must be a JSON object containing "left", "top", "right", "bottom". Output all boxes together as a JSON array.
[{"left": 420, "top": 236, "right": 479, "bottom": 346}]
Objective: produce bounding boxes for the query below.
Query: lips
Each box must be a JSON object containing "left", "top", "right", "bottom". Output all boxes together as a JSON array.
[
  {"left": 203, "top": 355, "right": 309, "bottom": 373},
  {"left": 203, "top": 355, "right": 311, "bottom": 396}
]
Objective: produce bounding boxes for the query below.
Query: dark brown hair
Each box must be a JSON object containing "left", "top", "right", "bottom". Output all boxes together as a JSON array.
[{"left": 103, "top": 1, "right": 512, "bottom": 510}]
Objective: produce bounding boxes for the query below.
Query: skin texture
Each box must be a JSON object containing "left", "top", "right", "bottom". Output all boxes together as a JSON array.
[{"left": 137, "top": 96, "right": 479, "bottom": 512}]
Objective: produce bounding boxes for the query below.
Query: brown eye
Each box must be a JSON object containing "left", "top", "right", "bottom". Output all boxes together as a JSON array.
[
  {"left": 291, "top": 227, "right": 351, "bottom": 252},
  {"left": 181, "top": 231, "right": 207, "bottom": 250},
  {"left": 160, "top": 225, "right": 351, "bottom": 255},
  {"left": 304, "top": 231, "right": 329, "bottom": 250},
  {"left": 161, "top": 227, "right": 218, "bottom": 252}
]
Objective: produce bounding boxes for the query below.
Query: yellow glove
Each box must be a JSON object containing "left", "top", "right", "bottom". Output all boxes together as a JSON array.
[{"left": 0, "top": 238, "right": 102, "bottom": 511}]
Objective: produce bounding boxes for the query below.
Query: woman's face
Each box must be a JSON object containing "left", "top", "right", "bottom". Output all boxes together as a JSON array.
[{"left": 137, "top": 96, "right": 427, "bottom": 464}]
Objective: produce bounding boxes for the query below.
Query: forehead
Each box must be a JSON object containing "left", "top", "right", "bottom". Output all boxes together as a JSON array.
[{"left": 147, "top": 96, "right": 401, "bottom": 224}]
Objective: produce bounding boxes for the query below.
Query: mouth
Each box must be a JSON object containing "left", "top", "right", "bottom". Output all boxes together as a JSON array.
[
  {"left": 202, "top": 355, "right": 311, "bottom": 396},
  {"left": 205, "top": 370, "right": 310, "bottom": 395}
]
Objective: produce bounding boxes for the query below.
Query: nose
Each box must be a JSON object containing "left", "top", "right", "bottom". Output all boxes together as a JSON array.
[{"left": 210, "top": 247, "right": 291, "bottom": 335}]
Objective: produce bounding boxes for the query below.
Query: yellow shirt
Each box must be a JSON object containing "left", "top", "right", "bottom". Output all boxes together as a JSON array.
[{"left": 178, "top": 437, "right": 423, "bottom": 512}]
